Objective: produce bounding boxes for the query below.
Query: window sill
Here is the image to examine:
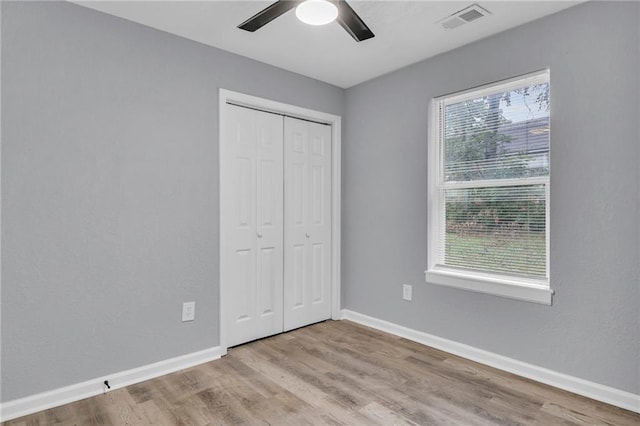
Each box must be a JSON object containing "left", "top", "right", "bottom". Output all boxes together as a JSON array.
[{"left": 424, "top": 268, "right": 553, "bottom": 305}]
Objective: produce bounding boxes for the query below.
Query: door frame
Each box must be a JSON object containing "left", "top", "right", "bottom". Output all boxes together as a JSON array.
[{"left": 218, "top": 89, "right": 342, "bottom": 355}]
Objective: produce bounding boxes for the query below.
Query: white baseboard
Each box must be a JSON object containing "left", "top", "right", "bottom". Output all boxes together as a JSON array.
[
  {"left": 0, "top": 346, "right": 222, "bottom": 422},
  {"left": 341, "top": 309, "right": 640, "bottom": 414},
  {"left": 3, "top": 315, "right": 638, "bottom": 421}
]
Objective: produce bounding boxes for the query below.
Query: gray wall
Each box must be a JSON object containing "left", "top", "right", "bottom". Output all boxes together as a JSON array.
[
  {"left": 2, "top": 0, "right": 639, "bottom": 406},
  {"left": 1, "top": 1, "right": 343, "bottom": 402},
  {"left": 343, "top": 0, "right": 640, "bottom": 394}
]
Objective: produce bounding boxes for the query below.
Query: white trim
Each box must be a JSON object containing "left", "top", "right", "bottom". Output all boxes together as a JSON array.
[
  {"left": 0, "top": 346, "right": 222, "bottom": 422},
  {"left": 426, "top": 98, "right": 441, "bottom": 280},
  {"left": 436, "top": 69, "right": 550, "bottom": 104},
  {"left": 219, "top": 89, "right": 341, "bottom": 125},
  {"left": 442, "top": 176, "right": 549, "bottom": 190},
  {"left": 340, "top": 309, "right": 640, "bottom": 414},
  {"left": 0, "top": 1, "right": 4, "bottom": 409},
  {"left": 218, "top": 89, "right": 342, "bottom": 352},
  {"left": 330, "top": 118, "right": 342, "bottom": 320},
  {"left": 425, "top": 268, "right": 552, "bottom": 305},
  {"left": 218, "top": 92, "right": 229, "bottom": 356},
  {"left": 427, "top": 71, "right": 552, "bottom": 304}
]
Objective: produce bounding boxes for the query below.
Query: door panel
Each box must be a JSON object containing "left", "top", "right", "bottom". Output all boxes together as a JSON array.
[
  {"left": 292, "top": 244, "right": 306, "bottom": 308},
  {"left": 311, "top": 242, "right": 324, "bottom": 303},
  {"left": 258, "top": 246, "right": 276, "bottom": 317},
  {"left": 292, "top": 164, "right": 306, "bottom": 225},
  {"left": 284, "top": 117, "right": 332, "bottom": 331},
  {"left": 255, "top": 112, "right": 284, "bottom": 340},
  {"left": 236, "top": 158, "right": 253, "bottom": 228},
  {"left": 234, "top": 248, "right": 254, "bottom": 322},
  {"left": 311, "top": 165, "right": 324, "bottom": 225},
  {"left": 223, "top": 105, "right": 283, "bottom": 347},
  {"left": 258, "top": 160, "right": 275, "bottom": 227}
]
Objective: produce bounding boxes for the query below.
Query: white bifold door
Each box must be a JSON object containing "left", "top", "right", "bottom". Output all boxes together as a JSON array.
[
  {"left": 222, "top": 105, "right": 284, "bottom": 348},
  {"left": 283, "top": 117, "right": 332, "bottom": 331},
  {"left": 222, "top": 105, "right": 331, "bottom": 348}
]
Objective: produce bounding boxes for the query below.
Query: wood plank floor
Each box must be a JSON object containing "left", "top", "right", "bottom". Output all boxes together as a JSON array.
[{"left": 4, "top": 320, "right": 639, "bottom": 425}]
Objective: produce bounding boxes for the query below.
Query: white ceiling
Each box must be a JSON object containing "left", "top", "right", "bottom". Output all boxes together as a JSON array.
[{"left": 72, "top": 1, "right": 582, "bottom": 88}]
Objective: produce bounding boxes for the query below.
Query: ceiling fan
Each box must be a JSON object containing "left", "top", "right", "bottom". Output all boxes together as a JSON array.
[{"left": 238, "top": 0, "right": 375, "bottom": 42}]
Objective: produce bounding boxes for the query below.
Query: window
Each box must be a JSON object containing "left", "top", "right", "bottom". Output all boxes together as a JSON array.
[{"left": 426, "top": 70, "right": 553, "bottom": 304}]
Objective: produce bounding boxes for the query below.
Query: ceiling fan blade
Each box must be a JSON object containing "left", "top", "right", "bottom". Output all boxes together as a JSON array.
[
  {"left": 238, "top": 1, "right": 301, "bottom": 32},
  {"left": 336, "top": 0, "right": 374, "bottom": 42}
]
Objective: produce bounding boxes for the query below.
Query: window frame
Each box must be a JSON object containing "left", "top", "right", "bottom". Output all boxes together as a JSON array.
[{"left": 425, "top": 70, "right": 553, "bottom": 305}]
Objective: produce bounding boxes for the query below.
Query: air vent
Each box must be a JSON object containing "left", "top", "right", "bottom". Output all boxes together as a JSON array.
[
  {"left": 439, "top": 4, "right": 490, "bottom": 30},
  {"left": 459, "top": 8, "right": 484, "bottom": 22}
]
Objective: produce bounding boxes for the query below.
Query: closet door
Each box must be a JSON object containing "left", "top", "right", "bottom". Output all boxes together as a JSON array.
[
  {"left": 283, "top": 117, "right": 332, "bottom": 331},
  {"left": 222, "top": 105, "right": 284, "bottom": 347}
]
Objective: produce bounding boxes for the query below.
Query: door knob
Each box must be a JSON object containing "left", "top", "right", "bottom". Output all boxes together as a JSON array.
[
  {"left": 257, "top": 232, "right": 263, "bottom": 238},
  {"left": 305, "top": 232, "right": 310, "bottom": 238}
]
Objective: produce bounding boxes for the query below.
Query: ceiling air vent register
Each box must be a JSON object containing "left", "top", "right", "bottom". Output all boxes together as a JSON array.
[{"left": 439, "top": 4, "right": 491, "bottom": 30}]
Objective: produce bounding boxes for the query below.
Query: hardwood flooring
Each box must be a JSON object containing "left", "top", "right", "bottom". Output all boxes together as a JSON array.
[{"left": 4, "top": 320, "right": 639, "bottom": 425}]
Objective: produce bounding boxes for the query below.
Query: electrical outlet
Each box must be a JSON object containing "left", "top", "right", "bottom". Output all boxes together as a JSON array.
[
  {"left": 182, "top": 301, "right": 195, "bottom": 322},
  {"left": 402, "top": 284, "right": 413, "bottom": 301}
]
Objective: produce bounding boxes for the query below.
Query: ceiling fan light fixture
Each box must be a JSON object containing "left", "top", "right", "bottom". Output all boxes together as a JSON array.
[{"left": 295, "top": 0, "right": 339, "bottom": 26}]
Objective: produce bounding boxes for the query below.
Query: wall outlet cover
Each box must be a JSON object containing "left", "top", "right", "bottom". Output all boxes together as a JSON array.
[
  {"left": 403, "top": 284, "right": 413, "bottom": 301},
  {"left": 182, "top": 301, "right": 195, "bottom": 322}
]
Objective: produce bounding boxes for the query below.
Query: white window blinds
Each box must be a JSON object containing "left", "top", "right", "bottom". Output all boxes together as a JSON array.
[{"left": 435, "top": 71, "right": 550, "bottom": 281}]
